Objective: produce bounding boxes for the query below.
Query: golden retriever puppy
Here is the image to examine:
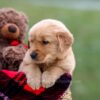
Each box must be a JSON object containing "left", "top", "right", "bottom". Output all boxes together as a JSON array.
[{"left": 19, "top": 19, "right": 76, "bottom": 90}]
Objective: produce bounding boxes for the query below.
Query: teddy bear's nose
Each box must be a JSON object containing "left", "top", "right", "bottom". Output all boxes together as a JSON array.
[{"left": 8, "top": 25, "right": 17, "bottom": 33}]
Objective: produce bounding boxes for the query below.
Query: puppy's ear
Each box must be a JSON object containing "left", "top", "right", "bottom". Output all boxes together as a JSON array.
[{"left": 57, "top": 32, "right": 74, "bottom": 52}]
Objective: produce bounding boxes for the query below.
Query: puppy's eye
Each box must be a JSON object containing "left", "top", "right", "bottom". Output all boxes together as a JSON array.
[{"left": 42, "top": 40, "right": 49, "bottom": 45}]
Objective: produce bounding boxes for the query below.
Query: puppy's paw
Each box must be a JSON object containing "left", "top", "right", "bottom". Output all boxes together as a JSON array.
[
  {"left": 27, "top": 76, "right": 41, "bottom": 90},
  {"left": 42, "top": 71, "right": 56, "bottom": 88}
]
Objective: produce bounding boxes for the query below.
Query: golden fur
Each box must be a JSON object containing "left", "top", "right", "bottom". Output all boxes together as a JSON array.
[{"left": 19, "top": 19, "right": 75, "bottom": 89}]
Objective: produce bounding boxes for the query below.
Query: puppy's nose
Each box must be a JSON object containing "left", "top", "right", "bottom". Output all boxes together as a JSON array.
[{"left": 30, "top": 52, "right": 38, "bottom": 59}]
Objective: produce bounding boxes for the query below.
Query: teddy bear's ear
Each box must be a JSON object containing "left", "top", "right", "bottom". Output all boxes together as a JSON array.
[{"left": 57, "top": 32, "right": 74, "bottom": 52}]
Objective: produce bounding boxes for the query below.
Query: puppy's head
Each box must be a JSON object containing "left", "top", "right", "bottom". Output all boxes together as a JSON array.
[{"left": 28, "top": 19, "right": 74, "bottom": 64}]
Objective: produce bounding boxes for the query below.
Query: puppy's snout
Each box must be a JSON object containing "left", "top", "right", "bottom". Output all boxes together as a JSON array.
[{"left": 30, "top": 52, "right": 38, "bottom": 59}]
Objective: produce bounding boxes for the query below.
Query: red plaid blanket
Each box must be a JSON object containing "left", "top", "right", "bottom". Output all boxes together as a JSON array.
[{"left": 0, "top": 70, "right": 71, "bottom": 100}]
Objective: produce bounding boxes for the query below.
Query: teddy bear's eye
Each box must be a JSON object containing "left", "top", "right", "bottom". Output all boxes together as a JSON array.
[{"left": 42, "top": 40, "right": 49, "bottom": 45}]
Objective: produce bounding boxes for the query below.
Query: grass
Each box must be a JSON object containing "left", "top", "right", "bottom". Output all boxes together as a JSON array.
[{"left": 0, "top": 0, "right": 100, "bottom": 100}]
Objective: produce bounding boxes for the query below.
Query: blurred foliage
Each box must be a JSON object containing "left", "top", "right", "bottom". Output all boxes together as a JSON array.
[{"left": 0, "top": 0, "right": 100, "bottom": 100}]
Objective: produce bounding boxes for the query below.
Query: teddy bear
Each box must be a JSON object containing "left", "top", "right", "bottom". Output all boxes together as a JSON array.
[{"left": 0, "top": 8, "right": 28, "bottom": 71}]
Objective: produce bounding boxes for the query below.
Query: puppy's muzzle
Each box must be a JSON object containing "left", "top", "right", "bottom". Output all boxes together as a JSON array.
[{"left": 30, "top": 52, "right": 38, "bottom": 60}]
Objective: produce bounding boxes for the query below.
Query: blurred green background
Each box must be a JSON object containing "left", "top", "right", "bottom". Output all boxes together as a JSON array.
[{"left": 0, "top": 0, "right": 100, "bottom": 100}]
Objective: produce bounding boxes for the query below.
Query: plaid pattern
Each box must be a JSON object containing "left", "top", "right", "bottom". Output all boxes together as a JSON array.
[{"left": 0, "top": 70, "right": 71, "bottom": 100}]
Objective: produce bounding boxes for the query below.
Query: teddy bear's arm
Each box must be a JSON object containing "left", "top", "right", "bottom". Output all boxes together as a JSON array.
[
  {"left": 3, "top": 44, "right": 27, "bottom": 59},
  {"left": 2, "top": 44, "right": 27, "bottom": 70}
]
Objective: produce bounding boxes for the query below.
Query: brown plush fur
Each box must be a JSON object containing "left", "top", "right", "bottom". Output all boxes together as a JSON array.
[
  {"left": 19, "top": 19, "right": 76, "bottom": 90},
  {"left": 0, "top": 8, "right": 28, "bottom": 70}
]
